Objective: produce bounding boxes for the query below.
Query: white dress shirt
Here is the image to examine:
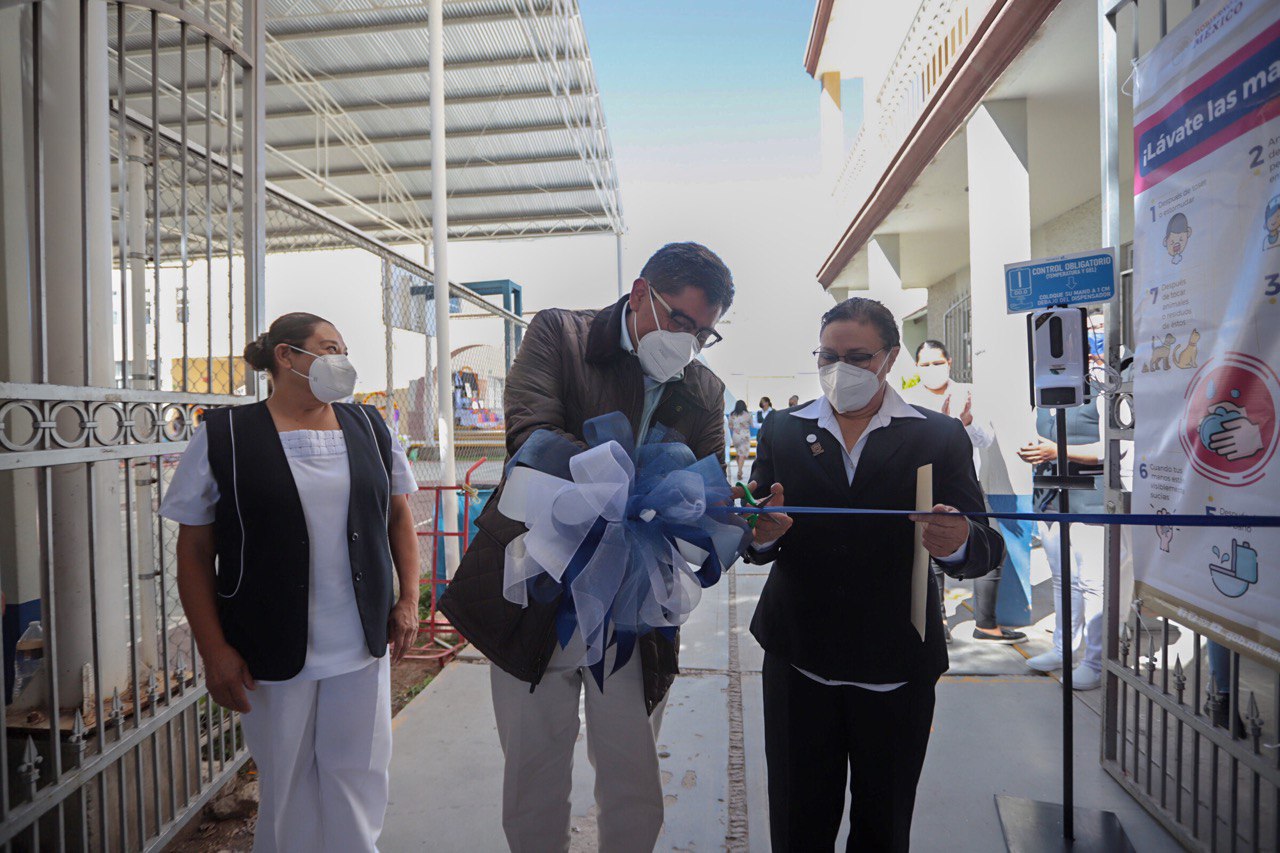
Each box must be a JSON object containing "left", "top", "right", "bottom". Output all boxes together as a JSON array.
[{"left": 619, "top": 304, "right": 681, "bottom": 444}]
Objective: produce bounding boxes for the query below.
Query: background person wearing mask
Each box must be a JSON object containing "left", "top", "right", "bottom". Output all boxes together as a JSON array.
[
  {"left": 440, "top": 243, "right": 783, "bottom": 852},
  {"left": 905, "top": 340, "right": 1024, "bottom": 645},
  {"left": 746, "top": 297, "right": 1004, "bottom": 851},
  {"left": 163, "top": 312, "right": 421, "bottom": 852}
]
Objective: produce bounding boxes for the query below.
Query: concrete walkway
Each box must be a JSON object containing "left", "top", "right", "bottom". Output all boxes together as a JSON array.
[{"left": 383, "top": 557, "right": 1180, "bottom": 851}]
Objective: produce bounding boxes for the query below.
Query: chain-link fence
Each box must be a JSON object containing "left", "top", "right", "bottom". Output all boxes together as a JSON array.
[
  {"left": 134, "top": 137, "right": 528, "bottom": 644},
  {"left": 257, "top": 185, "right": 526, "bottom": 491},
  {"left": 263, "top": 194, "right": 526, "bottom": 584},
  {"left": 105, "top": 92, "right": 525, "bottom": 678}
]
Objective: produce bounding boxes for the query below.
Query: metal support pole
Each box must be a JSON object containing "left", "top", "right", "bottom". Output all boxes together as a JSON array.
[
  {"left": 128, "top": 133, "right": 159, "bottom": 671},
  {"left": 1055, "top": 407, "right": 1074, "bottom": 841},
  {"left": 383, "top": 258, "right": 395, "bottom": 434},
  {"left": 243, "top": 0, "right": 266, "bottom": 395},
  {"left": 616, "top": 231, "right": 625, "bottom": 298},
  {"left": 430, "top": 0, "right": 459, "bottom": 575},
  {"left": 1097, "top": 0, "right": 1125, "bottom": 771}
]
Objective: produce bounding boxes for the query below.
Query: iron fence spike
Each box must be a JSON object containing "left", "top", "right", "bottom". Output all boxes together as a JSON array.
[
  {"left": 19, "top": 735, "right": 43, "bottom": 795},
  {"left": 21, "top": 735, "right": 40, "bottom": 766}
]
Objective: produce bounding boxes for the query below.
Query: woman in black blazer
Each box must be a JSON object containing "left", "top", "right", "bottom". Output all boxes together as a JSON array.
[{"left": 745, "top": 298, "right": 1006, "bottom": 852}]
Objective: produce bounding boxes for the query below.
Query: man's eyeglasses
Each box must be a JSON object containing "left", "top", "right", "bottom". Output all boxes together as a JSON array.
[
  {"left": 650, "top": 288, "right": 724, "bottom": 349},
  {"left": 813, "top": 347, "right": 886, "bottom": 367}
]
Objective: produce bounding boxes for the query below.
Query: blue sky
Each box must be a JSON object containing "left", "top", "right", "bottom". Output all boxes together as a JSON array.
[
  {"left": 448, "top": 1, "right": 842, "bottom": 404},
  {"left": 580, "top": 0, "right": 821, "bottom": 173}
]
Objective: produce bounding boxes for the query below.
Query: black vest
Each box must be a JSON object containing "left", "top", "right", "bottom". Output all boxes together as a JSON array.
[{"left": 204, "top": 401, "right": 396, "bottom": 681}]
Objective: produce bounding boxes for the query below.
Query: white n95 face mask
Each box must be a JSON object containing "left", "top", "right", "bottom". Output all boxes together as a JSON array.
[
  {"left": 633, "top": 291, "right": 700, "bottom": 383},
  {"left": 918, "top": 363, "right": 950, "bottom": 390},
  {"left": 289, "top": 345, "right": 358, "bottom": 404},
  {"left": 819, "top": 360, "right": 887, "bottom": 413}
]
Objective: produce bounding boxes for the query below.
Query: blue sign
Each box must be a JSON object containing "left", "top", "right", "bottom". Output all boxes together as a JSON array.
[{"left": 1004, "top": 248, "right": 1117, "bottom": 314}]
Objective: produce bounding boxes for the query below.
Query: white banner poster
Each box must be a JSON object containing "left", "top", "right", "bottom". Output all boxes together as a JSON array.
[{"left": 1132, "top": 0, "right": 1280, "bottom": 662}]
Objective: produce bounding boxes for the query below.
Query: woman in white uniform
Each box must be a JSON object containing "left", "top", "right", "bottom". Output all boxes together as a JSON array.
[
  {"left": 904, "top": 340, "right": 1026, "bottom": 645},
  {"left": 162, "top": 312, "right": 421, "bottom": 853}
]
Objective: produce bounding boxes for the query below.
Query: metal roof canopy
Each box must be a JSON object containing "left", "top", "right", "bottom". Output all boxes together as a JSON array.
[{"left": 124, "top": 0, "right": 624, "bottom": 249}]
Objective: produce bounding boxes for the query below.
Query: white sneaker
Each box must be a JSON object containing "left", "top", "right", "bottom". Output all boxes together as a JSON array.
[
  {"left": 1026, "top": 650, "right": 1064, "bottom": 672},
  {"left": 1070, "top": 665, "right": 1101, "bottom": 691}
]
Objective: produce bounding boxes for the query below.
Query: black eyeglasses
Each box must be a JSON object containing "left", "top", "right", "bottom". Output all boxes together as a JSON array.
[
  {"left": 813, "top": 347, "right": 886, "bottom": 367},
  {"left": 650, "top": 288, "right": 724, "bottom": 349}
]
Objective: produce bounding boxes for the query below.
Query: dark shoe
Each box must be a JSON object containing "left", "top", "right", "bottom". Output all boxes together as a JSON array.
[
  {"left": 1207, "top": 692, "right": 1248, "bottom": 738},
  {"left": 972, "top": 627, "right": 1028, "bottom": 644}
]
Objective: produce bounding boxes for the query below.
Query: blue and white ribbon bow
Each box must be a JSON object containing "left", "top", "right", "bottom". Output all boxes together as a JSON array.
[{"left": 498, "top": 412, "right": 751, "bottom": 686}]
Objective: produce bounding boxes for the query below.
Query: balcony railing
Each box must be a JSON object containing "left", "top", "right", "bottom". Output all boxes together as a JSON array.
[{"left": 833, "top": 0, "right": 992, "bottom": 207}]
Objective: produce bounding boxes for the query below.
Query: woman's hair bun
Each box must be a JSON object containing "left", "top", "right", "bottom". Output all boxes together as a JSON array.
[
  {"left": 242, "top": 313, "right": 332, "bottom": 374},
  {"left": 242, "top": 333, "right": 274, "bottom": 371}
]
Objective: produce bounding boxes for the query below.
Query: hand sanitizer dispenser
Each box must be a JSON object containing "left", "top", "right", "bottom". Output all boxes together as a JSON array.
[{"left": 1027, "top": 307, "right": 1088, "bottom": 408}]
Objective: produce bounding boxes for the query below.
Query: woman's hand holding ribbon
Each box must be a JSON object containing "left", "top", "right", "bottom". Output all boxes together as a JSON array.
[{"left": 908, "top": 503, "right": 969, "bottom": 559}]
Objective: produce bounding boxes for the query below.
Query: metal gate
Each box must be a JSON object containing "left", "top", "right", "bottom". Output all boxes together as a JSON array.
[
  {"left": 0, "top": 0, "right": 264, "bottom": 848},
  {"left": 1097, "top": 1, "right": 1279, "bottom": 849}
]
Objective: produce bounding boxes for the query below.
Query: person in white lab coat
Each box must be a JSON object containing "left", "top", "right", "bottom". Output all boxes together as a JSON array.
[{"left": 904, "top": 340, "right": 1026, "bottom": 645}]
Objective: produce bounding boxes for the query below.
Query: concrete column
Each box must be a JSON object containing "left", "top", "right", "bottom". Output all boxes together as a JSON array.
[
  {"left": 43, "top": 0, "right": 128, "bottom": 700},
  {"left": 966, "top": 99, "right": 1035, "bottom": 626},
  {"left": 865, "top": 234, "right": 927, "bottom": 386},
  {"left": 0, "top": 5, "right": 44, "bottom": 703},
  {"left": 820, "top": 71, "right": 843, "bottom": 187}
]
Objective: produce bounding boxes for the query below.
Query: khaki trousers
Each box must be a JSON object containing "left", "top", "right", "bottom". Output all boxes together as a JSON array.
[{"left": 490, "top": 634, "right": 667, "bottom": 853}]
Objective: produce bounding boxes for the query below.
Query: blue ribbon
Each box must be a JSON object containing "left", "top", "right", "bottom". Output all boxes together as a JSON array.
[
  {"left": 503, "top": 412, "right": 752, "bottom": 689},
  {"left": 714, "top": 506, "right": 1280, "bottom": 527}
]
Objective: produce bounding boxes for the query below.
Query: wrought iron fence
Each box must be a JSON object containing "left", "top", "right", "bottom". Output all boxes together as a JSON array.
[
  {"left": 2, "top": 0, "right": 522, "bottom": 848},
  {"left": 0, "top": 0, "right": 263, "bottom": 849},
  {"left": 1098, "top": 2, "right": 1280, "bottom": 850}
]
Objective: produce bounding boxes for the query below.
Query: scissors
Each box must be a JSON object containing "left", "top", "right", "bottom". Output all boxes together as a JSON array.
[{"left": 735, "top": 481, "right": 774, "bottom": 530}]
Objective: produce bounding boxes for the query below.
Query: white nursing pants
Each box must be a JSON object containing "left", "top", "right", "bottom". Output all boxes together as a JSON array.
[
  {"left": 239, "top": 656, "right": 392, "bottom": 853},
  {"left": 490, "top": 634, "right": 667, "bottom": 853},
  {"left": 1040, "top": 521, "right": 1105, "bottom": 672}
]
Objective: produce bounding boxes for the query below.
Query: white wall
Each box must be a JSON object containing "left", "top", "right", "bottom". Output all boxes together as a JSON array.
[{"left": 1032, "top": 195, "right": 1103, "bottom": 259}]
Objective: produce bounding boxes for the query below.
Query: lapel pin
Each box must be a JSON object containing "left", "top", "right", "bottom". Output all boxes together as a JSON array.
[
  {"left": 811, "top": 442, "right": 824, "bottom": 456},
  {"left": 806, "top": 433, "right": 818, "bottom": 443}
]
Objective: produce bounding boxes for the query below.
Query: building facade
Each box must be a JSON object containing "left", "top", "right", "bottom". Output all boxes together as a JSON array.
[{"left": 802, "top": 2, "right": 1279, "bottom": 849}]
